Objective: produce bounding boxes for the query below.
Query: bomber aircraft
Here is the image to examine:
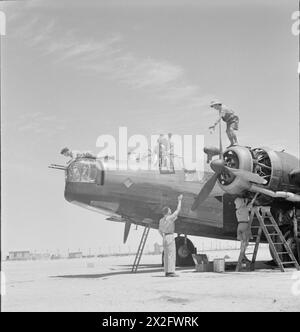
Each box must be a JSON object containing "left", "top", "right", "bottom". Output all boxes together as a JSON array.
[{"left": 50, "top": 143, "right": 300, "bottom": 266}]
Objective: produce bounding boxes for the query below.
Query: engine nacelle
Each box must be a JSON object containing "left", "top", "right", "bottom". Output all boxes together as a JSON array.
[
  {"left": 217, "top": 146, "right": 253, "bottom": 195},
  {"left": 217, "top": 146, "right": 300, "bottom": 196}
]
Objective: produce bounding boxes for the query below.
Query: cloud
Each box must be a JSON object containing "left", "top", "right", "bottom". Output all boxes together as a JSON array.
[
  {"left": 10, "top": 10, "right": 213, "bottom": 111},
  {"left": 56, "top": 37, "right": 213, "bottom": 109}
]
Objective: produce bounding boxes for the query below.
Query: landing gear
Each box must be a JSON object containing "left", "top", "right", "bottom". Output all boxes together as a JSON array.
[{"left": 162, "top": 235, "right": 196, "bottom": 267}]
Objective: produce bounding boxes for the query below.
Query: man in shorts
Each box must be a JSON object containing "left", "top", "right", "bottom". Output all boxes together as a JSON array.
[
  {"left": 234, "top": 196, "right": 256, "bottom": 264},
  {"left": 209, "top": 100, "right": 239, "bottom": 148}
]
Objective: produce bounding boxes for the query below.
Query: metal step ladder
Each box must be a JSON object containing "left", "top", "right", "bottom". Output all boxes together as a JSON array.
[
  {"left": 131, "top": 225, "right": 150, "bottom": 273},
  {"left": 236, "top": 206, "right": 300, "bottom": 272}
]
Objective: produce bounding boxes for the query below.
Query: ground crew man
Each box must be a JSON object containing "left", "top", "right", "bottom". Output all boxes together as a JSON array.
[
  {"left": 158, "top": 134, "right": 169, "bottom": 169},
  {"left": 60, "top": 147, "right": 81, "bottom": 164},
  {"left": 60, "top": 147, "right": 95, "bottom": 164},
  {"left": 152, "top": 134, "right": 168, "bottom": 169},
  {"left": 166, "top": 133, "right": 174, "bottom": 170},
  {"left": 234, "top": 196, "right": 256, "bottom": 264},
  {"left": 159, "top": 194, "right": 183, "bottom": 277},
  {"left": 209, "top": 100, "right": 239, "bottom": 147}
]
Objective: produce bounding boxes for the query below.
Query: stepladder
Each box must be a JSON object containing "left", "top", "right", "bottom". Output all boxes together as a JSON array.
[
  {"left": 131, "top": 225, "right": 150, "bottom": 273},
  {"left": 236, "top": 206, "right": 300, "bottom": 272}
]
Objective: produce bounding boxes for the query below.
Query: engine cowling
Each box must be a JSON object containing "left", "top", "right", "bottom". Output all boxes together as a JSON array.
[
  {"left": 217, "top": 146, "right": 300, "bottom": 196},
  {"left": 217, "top": 146, "right": 253, "bottom": 195}
]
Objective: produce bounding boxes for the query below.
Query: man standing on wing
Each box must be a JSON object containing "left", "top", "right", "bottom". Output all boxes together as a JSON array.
[{"left": 209, "top": 100, "right": 239, "bottom": 148}]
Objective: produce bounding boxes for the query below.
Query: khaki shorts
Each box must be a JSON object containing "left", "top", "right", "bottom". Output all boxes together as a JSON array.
[
  {"left": 227, "top": 118, "right": 239, "bottom": 131},
  {"left": 237, "top": 222, "right": 252, "bottom": 241}
]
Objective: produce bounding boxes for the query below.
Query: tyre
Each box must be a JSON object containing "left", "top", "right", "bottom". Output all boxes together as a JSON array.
[
  {"left": 175, "top": 236, "right": 195, "bottom": 267},
  {"left": 161, "top": 236, "right": 196, "bottom": 267}
]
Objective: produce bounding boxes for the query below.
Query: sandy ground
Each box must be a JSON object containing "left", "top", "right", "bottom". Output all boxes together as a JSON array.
[{"left": 2, "top": 248, "right": 300, "bottom": 312}]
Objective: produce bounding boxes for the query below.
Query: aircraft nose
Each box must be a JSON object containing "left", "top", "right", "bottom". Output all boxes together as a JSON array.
[
  {"left": 64, "top": 158, "right": 105, "bottom": 201},
  {"left": 210, "top": 159, "right": 225, "bottom": 174}
]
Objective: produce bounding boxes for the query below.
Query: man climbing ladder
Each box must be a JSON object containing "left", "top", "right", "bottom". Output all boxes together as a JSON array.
[{"left": 234, "top": 195, "right": 257, "bottom": 266}]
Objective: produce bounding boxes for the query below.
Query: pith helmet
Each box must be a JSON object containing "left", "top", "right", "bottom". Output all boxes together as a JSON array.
[
  {"left": 210, "top": 100, "right": 222, "bottom": 107},
  {"left": 60, "top": 147, "right": 69, "bottom": 155}
]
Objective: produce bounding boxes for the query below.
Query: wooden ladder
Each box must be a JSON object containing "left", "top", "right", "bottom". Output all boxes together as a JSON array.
[
  {"left": 131, "top": 225, "right": 150, "bottom": 273},
  {"left": 236, "top": 206, "right": 300, "bottom": 272}
]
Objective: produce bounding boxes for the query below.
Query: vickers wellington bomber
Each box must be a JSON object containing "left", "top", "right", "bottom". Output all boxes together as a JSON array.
[{"left": 50, "top": 141, "right": 300, "bottom": 266}]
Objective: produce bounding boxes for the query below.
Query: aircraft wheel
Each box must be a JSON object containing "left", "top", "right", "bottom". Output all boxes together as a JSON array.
[
  {"left": 161, "top": 236, "right": 195, "bottom": 267},
  {"left": 175, "top": 236, "right": 195, "bottom": 267}
]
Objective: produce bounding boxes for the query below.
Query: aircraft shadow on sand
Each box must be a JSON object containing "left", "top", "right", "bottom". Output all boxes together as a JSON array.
[
  {"left": 50, "top": 261, "right": 276, "bottom": 279},
  {"left": 50, "top": 264, "right": 194, "bottom": 279}
]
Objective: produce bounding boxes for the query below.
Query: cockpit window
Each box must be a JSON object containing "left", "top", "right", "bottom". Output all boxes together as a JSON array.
[{"left": 67, "top": 158, "right": 100, "bottom": 183}]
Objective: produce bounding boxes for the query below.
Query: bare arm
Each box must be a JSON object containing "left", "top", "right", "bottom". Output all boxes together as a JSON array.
[
  {"left": 247, "top": 193, "right": 259, "bottom": 208},
  {"left": 170, "top": 195, "right": 183, "bottom": 218},
  {"left": 209, "top": 115, "right": 222, "bottom": 130}
]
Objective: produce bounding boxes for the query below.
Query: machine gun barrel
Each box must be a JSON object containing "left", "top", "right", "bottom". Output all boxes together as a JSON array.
[{"left": 49, "top": 164, "right": 67, "bottom": 171}]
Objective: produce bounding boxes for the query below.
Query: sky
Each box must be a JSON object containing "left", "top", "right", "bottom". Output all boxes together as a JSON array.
[{"left": 1, "top": 0, "right": 299, "bottom": 255}]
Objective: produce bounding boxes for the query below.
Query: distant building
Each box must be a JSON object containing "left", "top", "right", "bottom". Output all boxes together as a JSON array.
[
  {"left": 8, "top": 251, "right": 31, "bottom": 261},
  {"left": 68, "top": 251, "right": 83, "bottom": 259},
  {"left": 31, "top": 253, "right": 51, "bottom": 260},
  {"left": 51, "top": 254, "right": 62, "bottom": 260}
]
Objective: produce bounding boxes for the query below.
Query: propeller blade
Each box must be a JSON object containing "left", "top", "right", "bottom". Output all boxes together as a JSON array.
[
  {"left": 203, "top": 146, "right": 221, "bottom": 163},
  {"left": 123, "top": 220, "right": 132, "bottom": 243},
  {"left": 191, "top": 173, "right": 219, "bottom": 210},
  {"left": 191, "top": 156, "right": 266, "bottom": 210},
  {"left": 225, "top": 167, "right": 267, "bottom": 185},
  {"left": 210, "top": 159, "right": 225, "bottom": 173}
]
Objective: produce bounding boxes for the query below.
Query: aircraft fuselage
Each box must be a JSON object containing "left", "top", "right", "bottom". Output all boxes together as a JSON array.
[{"left": 64, "top": 160, "right": 239, "bottom": 241}]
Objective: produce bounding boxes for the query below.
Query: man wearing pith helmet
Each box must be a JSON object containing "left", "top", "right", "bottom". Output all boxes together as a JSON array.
[{"left": 209, "top": 100, "right": 239, "bottom": 148}]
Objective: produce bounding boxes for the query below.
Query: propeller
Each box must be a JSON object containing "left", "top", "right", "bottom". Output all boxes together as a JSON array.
[
  {"left": 191, "top": 159, "right": 225, "bottom": 210},
  {"left": 191, "top": 173, "right": 219, "bottom": 210},
  {"left": 203, "top": 146, "right": 221, "bottom": 163},
  {"left": 123, "top": 219, "right": 132, "bottom": 243},
  {"left": 191, "top": 159, "right": 267, "bottom": 211},
  {"left": 227, "top": 168, "right": 267, "bottom": 185}
]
